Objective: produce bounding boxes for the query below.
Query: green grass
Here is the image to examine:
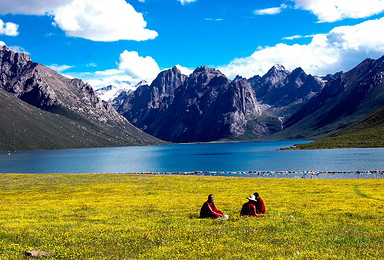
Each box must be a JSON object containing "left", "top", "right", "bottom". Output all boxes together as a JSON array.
[
  {"left": 0, "top": 174, "right": 383, "bottom": 259},
  {"left": 288, "top": 106, "right": 384, "bottom": 149},
  {"left": 0, "top": 89, "right": 164, "bottom": 152}
]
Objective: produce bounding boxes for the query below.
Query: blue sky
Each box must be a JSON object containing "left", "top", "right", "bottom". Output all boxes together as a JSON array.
[{"left": 1, "top": 0, "right": 384, "bottom": 90}]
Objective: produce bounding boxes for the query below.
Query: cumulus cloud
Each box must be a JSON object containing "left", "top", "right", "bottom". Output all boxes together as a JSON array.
[
  {"left": 53, "top": 0, "right": 157, "bottom": 41},
  {"left": 0, "top": 19, "right": 19, "bottom": 36},
  {"left": 0, "top": 0, "right": 157, "bottom": 42},
  {"left": 175, "top": 65, "right": 193, "bottom": 75},
  {"left": 118, "top": 50, "right": 160, "bottom": 82},
  {"left": 86, "top": 72, "right": 139, "bottom": 91},
  {"left": 219, "top": 17, "right": 384, "bottom": 78},
  {"left": 293, "top": 0, "right": 384, "bottom": 22}
]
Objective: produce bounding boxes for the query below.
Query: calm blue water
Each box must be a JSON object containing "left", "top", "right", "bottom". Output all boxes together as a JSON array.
[{"left": 0, "top": 141, "right": 384, "bottom": 176}]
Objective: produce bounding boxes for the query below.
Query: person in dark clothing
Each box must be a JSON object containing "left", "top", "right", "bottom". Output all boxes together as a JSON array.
[
  {"left": 240, "top": 194, "right": 257, "bottom": 217},
  {"left": 200, "top": 194, "right": 225, "bottom": 219},
  {"left": 253, "top": 192, "right": 266, "bottom": 214}
]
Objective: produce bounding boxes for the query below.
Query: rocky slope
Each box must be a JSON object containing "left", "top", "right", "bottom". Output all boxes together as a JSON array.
[
  {"left": 274, "top": 55, "right": 384, "bottom": 140},
  {"left": 0, "top": 45, "right": 164, "bottom": 151},
  {"left": 116, "top": 66, "right": 281, "bottom": 143},
  {"left": 248, "top": 65, "right": 324, "bottom": 117}
]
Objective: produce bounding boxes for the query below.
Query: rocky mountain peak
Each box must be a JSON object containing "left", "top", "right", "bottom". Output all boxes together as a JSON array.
[
  {"left": 0, "top": 45, "right": 34, "bottom": 87},
  {"left": 0, "top": 45, "right": 164, "bottom": 150},
  {"left": 291, "top": 67, "right": 305, "bottom": 75},
  {"left": 262, "top": 64, "right": 290, "bottom": 86},
  {"left": 233, "top": 75, "right": 246, "bottom": 82},
  {"left": 271, "top": 64, "right": 286, "bottom": 71},
  {"left": 186, "top": 66, "right": 227, "bottom": 89},
  {"left": 192, "top": 65, "right": 223, "bottom": 76},
  {"left": 116, "top": 64, "right": 281, "bottom": 143},
  {"left": 151, "top": 65, "right": 186, "bottom": 96},
  {"left": 249, "top": 64, "right": 324, "bottom": 109},
  {"left": 135, "top": 80, "right": 148, "bottom": 87},
  {"left": 0, "top": 45, "right": 31, "bottom": 64}
]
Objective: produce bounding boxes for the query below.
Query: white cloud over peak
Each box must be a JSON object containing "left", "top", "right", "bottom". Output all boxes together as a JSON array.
[
  {"left": 292, "top": 0, "right": 384, "bottom": 22},
  {"left": 175, "top": 65, "right": 193, "bottom": 76},
  {"left": 0, "top": 19, "right": 19, "bottom": 36},
  {"left": 219, "top": 17, "right": 384, "bottom": 79},
  {"left": 118, "top": 50, "right": 160, "bottom": 82},
  {"left": 0, "top": 0, "right": 157, "bottom": 42},
  {"left": 86, "top": 72, "right": 139, "bottom": 91}
]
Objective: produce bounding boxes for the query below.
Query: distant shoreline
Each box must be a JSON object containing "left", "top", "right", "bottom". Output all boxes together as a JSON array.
[{"left": 4, "top": 170, "right": 382, "bottom": 179}]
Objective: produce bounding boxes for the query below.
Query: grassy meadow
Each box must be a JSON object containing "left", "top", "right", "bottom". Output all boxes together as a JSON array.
[{"left": 0, "top": 174, "right": 383, "bottom": 259}]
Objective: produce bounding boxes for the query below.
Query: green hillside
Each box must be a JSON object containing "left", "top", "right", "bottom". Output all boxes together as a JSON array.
[
  {"left": 289, "top": 106, "right": 384, "bottom": 149},
  {"left": 0, "top": 89, "right": 164, "bottom": 152}
]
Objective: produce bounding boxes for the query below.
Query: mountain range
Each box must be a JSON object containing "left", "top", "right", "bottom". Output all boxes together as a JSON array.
[
  {"left": 0, "top": 45, "right": 164, "bottom": 151},
  {"left": 1, "top": 44, "right": 384, "bottom": 151},
  {"left": 270, "top": 56, "right": 384, "bottom": 141},
  {"left": 113, "top": 64, "right": 326, "bottom": 143},
  {"left": 113, "top": 55, "right": 384, "bottom": 146}
]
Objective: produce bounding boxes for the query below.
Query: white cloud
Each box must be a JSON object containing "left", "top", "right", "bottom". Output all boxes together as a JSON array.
[
  {"left": 0, "top": 0, "right": 67, "bottom": 15},
  {"left": 0, "top": 0, "right": 157, "bottom": 42},
  {"left": 293, "top": 0, "right": 384, "bottom": 22},
  {"left": 53, "top": 0, "right": 157, "bottom": 41},
  {"left": 48, "top": 64, "right": 74, "bottom": 72},
  {"left": 87, "top": 75, "right": 138, "bottom": 91},
  {"left": 71, "top": 69, "right": 138, "bottom": 91},
  {"left": 178, "top": 0, "right": 197, "bottom": 5},
  {"left": 282, "top": 34, "right": 315, "bottom": 40},
  {"left": 95, "top": 69, "right": 122, "bottom": 76},
  {"left": 8, "top": 46, "right": 30, "bottom": 55},
  {"left": 254, "top": 7, "right": 283, "bottom": 15},
  {"left": 282, "top": 35, "right": 303, "bottom": 40},
  {"left": 175, "top": 65, "right": 193, "bottom": 75},
  {"left": 0, "top": 19, "right": 19, "bottom": 36},
  {"left": 0, "top": 41, "right": 5, "bottom": 46},
  {"left": 118, "top": 50, "right": 160, "bottom": 82},
  {"left": 254, "top": 4, "right": 287, "bottom": 15},
  {"left": 205, "top": 18, "right": 224, "bottom": 22},
  {"left": 219, "top": 17, "right": 384, "bottom": 78}
]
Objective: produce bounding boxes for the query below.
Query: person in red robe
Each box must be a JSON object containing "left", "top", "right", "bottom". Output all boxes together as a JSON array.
[
  {"left": 200, "top": 194, "right": 224, "bottom": 219},
  {"left": 253, "top": 192, "right": 266, "bottom": 214},
  {"left": 240, "top": 194, "right": 257, "bottom": 217}
]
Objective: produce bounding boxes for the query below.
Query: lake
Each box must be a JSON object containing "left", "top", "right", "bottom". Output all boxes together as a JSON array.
[{"left": 0, "top": 140, "right": 384, "bottom": 178}]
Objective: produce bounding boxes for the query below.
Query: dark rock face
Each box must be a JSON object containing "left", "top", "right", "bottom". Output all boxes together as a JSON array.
[
  {"left": 249, "top": 65, "right": 324, "bottom": 107},
  {"left": 116, "top": 66, "right": 277, "bottom": 143},
  {"left": 0, "top": 45, "right": 163, "bottom": 150}
]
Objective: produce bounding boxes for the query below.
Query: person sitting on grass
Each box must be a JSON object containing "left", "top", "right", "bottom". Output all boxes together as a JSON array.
[
  {"left": 253, "top": 192, "right": 266, "bottom": 214},
  {"left": 200, "top": 194, "right": 228, "bottom": 219},
  {"left": 240, "top": 194, "right": 258, "bottom": 217}
]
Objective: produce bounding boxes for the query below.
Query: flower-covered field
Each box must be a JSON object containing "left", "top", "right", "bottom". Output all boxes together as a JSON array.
[{"left": 0, "top": 174, "right": 383, "bottom": 259}]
